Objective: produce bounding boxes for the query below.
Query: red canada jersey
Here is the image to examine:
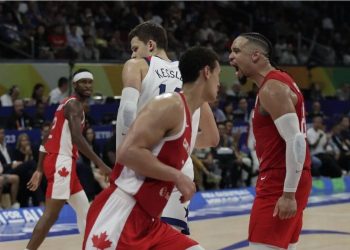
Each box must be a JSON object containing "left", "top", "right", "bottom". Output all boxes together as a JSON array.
[
  {"left": 110, "top": 92, "right": 192, "bottom": 218},
  {"left": 44, "top": 96, "right": 85, "bottom": 159},
  {"left": 252, "top": 70, "right": 311, "bottom": 172}
]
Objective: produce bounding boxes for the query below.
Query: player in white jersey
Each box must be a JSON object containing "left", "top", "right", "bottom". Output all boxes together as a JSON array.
[{"left": 115, "top": 21, "right": 219, "bottom": 234}]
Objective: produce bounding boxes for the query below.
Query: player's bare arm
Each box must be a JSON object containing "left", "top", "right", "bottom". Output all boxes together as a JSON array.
[
  {"left": 122, "top": 58, "right": 149, "bottom": 90},
  {"left": 117, "top": 93, "right": 196, "bottom": 202},
  {"left": 65, "top": 100, "right": 111, "bottom": 175},
  {"left": 259, "top": 79, "right": 306, "bottom": 220},
  {"left": 195, "top": 102, "right": 220, "bottom": 148}
]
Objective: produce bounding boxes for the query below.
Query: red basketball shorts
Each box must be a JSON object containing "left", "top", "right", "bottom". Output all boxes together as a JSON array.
[
  {"left": 83, "top": 185, "right": 199, "bottom": 250},
  {"left": 249, "top": 168, "right": 312, "bottom": 249}
]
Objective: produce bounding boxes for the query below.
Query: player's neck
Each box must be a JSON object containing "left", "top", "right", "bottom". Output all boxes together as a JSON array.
[
  {"left": 182, "top": 85, "right": 203, "bottom": 115},
  {"left": 152, "top": 50, "right": 171, "bottom": 62},
  {"left": 251, "top": 64, "right": 275, "bottom": 88}
]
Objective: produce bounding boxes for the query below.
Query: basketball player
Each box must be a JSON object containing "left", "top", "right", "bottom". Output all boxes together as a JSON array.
[
  {"left": 229, "top": 33, "right": 312, "bottom": 250},
  {"left": 83, "top": 46, "right": 220, "bottom": 250},
  {"left": 25, "top": 69, "right": 111, "bottom": 250},
  {"left": 115, "top": 21, "right": 219, "bottom": 234}
]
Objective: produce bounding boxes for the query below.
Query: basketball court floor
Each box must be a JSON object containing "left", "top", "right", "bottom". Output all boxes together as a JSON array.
[{"left": 1, "top": 202, "right": 349, "bottom": 250}]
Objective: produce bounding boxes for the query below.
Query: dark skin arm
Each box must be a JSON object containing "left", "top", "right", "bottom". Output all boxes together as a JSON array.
[{"left": 65, "top": 99, "right": 111, "bottom": 175}]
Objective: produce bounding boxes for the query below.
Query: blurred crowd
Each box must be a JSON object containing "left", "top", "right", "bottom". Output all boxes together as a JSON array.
[{"left": 1, "top": 1, "right": 350, "bottom": 65}]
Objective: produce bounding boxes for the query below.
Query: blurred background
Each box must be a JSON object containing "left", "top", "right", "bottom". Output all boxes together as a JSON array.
[{"left": 0, "top": 1, "right": 349, "bottom": 209}]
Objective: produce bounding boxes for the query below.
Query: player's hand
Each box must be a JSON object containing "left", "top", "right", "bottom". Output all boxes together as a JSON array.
[
  {"left": 27, "top": 170, "right": 43, "bottom": 191},
  {"left": 273, "top": 192, "right": 297, "bottom": 220},
  {"left": 98, "top": 162, "right": 112, "bottom": 176},
  {"left": 175, "top": 173, "right": 196, "bottom": 203}
]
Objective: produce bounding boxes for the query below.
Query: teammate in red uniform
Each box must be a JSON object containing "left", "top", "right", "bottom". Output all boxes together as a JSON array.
[
  {"left": 25, "top": 69, "right": 111, "bottom": 250},
  {"left": 229, "top": 33, "right": 312, "bottom": 250},
  {"left": 83, "top": 47, "right": 220, "bottom": 250}
]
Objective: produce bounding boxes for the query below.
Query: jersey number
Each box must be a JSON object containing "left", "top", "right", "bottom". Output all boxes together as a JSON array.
[{"left": 159, "top": 84, "right": 181, "bottom": 94}]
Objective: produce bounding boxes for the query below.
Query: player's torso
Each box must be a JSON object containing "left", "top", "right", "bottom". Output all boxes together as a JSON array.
[
  {"left": 112, "top": 93, "right": 192, "bottom": 217},
  {"left": 138, "top": 56, "right": 183, "bottom": 111},
  {"left": 44, "top": 96, "right": 84, "bottom": 158},
  {"left": 252, "top": 70, "right": 311, "bottom": 171}
]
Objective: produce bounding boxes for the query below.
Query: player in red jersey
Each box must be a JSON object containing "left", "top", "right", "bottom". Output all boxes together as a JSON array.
[
  {"left": 229, "top": 33, "right": 312, "bottom": 250},
  {"left": 25, "top": 69, "right": 111, "bottom": 250},
  {"left": 83, "top": 47, "right": 220, "bottom": 250}
]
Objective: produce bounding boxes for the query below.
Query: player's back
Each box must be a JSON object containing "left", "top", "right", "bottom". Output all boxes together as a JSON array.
[
  {"left": 252, "top": 70, "right": 311, "bottom": 172},
  {"left": 44, "top": 96, "right": 84, "bottom": 159},
  {"left": 138, "top": 56, "right": 182, "bottom": 111}
]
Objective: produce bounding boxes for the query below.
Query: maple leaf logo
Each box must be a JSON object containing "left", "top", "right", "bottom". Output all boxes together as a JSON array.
[
  {"left": 92, "top": 231, "right": 112, "bottom": 250},
  {"left": 58, "top": 167, "right": 69, "bottom": 177}
]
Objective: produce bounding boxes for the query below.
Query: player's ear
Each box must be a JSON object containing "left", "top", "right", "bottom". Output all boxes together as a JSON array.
[
  {"left": 148, "top": 40, "right": 156, "bottom": 52},
  {"left": 251, "top": 50, "right": 260, "bottom": 63},
  {"left": 203, "top": 65, "right": 210, "bottom": 80}
]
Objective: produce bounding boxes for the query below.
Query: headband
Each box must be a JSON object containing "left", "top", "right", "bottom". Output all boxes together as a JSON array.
[{"left": 73, "top": 72, "right": 93, "bottom": 82}]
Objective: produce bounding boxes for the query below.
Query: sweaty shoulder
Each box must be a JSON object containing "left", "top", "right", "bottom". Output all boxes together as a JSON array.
[
  {"left": 147, "top": 92, "right": 184, "bottom": 115},
  {"left": 259, "top": 79, "right": 295, "bottom": 119},
  {"left": 124, "top": 58, "right": 149, "bottom": 72}
]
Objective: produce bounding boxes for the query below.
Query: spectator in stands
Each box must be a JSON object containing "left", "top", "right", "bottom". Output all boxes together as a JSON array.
[
  {"left": 336, "top": 83, "right": 350, "bottom": 101},
  {"left": 233, "top": 97, "right": 250, "bottom": 122},
  {"left": 11, "top": 133, "right": 43, "bottom": 207},
  {"left": 310, "top": 82, "right": 324, "bottom": 101},
  {"left": 5, "top": 99, "right": 33, "bottom": 130},
  {"left": 48, "top": 24, "right": 67, "bottom": 59},
  {"left": 330, "top": 122, "right": 350, "bottom": 174},
  {"left": 28, "top": 83, "right": 47, "bottom": 106},
  {"left": 307, "top": 100, "right": 325, "bottom": 121},
  {"left": 0, "top": 127, "right": 20, "bottom": 209},
  {"left": 210, "top": 100, "right": 226, "bottom": 123},
  {"left": 102, "top": 128, "right": 116, "bottom": 168},
  {"left": 339, "top": 115, "right": 350, "bottom": 141},
  {"left": 66, "top": 22, "right": 85, "bottom": 58},
  {"left": 307, "top": 115, "right": 342, "bottom": 178},
  {"left": 226, "top": 82, "right": 247, "bottom": 102},
  {"left": 82, "top": 127, "right": 109, "bottom": 190},
  {"left": 79, "top": 35, "right": 100, "bottom": 61},
  {"left": 49, "top": 76, "right": 68, "bottom": 104},
  {"left": 0, "top": 85, "right": 20, "bottom": 107},
  {"left": 32, "top": 101, "right": 48, "bottom": 129},
  {"left": 279, "top": 43, "right": 298, "bottom": 65},
  {"left": 223, "top": 102, "right": 234, "bottom": 122}
]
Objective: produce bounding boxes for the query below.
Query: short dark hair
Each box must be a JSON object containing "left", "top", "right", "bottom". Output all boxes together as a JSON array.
[
  {"left": 128, "top": 21, "right": 168, "bottom": 50},
  {"left": 179, "top": 46, "right": 219, "bottom": 84},
  {"left": 240, "top": 32, "right": 273, "bottom": 59},
  {"left": 58, "top": 77, "right": 68, "bottom": 88}
]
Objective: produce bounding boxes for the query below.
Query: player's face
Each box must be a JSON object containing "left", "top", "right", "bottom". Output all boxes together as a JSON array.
[
  {"left": 130, "top": 36, "right": 150, "bottom": 59},
  {"left": 74, "top": 78, "right": 93, "bottom": 98},
  {"left": 206, "top": 61, "right": 221, "bottom": 102},
  {"left": 229, "top": 37, "right": 253, "bottom": 80}
]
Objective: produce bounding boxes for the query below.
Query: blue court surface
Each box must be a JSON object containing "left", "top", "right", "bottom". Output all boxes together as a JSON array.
[{"left": 1, "top": 176, "right": 350, "bottom": 245}]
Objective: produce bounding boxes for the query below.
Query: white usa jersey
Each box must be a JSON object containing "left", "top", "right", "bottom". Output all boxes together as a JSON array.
[{"left": 137, "top": 56, "right": 183, "bottom": 111}]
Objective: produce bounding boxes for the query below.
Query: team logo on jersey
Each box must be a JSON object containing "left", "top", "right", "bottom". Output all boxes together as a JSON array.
[
  {"left": 58, "top": 167, "right": 69, "bottom": 177},
  {"left": 159, "top": 187, "right": 170, "bottom": 200},
  {"left": 183, "top": 138, "right": 189, "bottom": 154},
  {"left": 91, "top": 231, "right": 112, "bottom": 250}
]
